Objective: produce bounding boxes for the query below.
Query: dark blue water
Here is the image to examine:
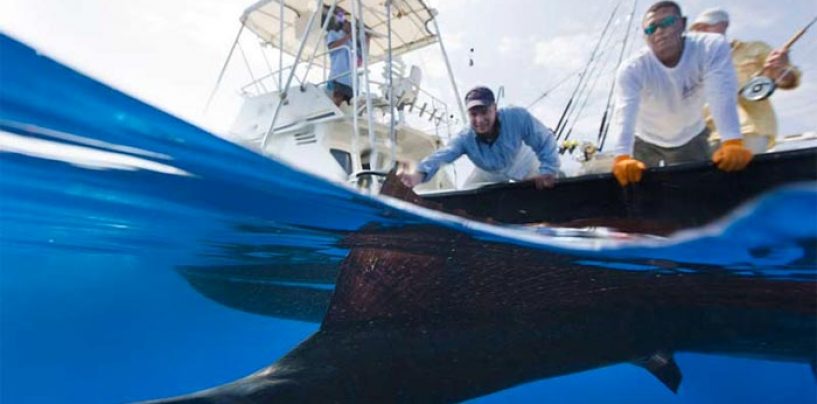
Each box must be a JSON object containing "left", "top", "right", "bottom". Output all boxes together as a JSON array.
[{"left": 1, "top": 33, "right": 815, "bottom": 403}]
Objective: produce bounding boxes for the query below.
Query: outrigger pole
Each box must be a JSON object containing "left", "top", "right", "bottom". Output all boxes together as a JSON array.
[
  {"left": 431, "top": 11, "right": 467, "bottom": 125},
  {"left": 355, "top": 0, "right": 379, "bottom": 173},
  {"left": 279, "top": 0, "right": 284, "bottom": 90},
  {"left": 300, "top": 1, "right": 340, "bottom": 84},
  {"left": 203, "top": 24, "right": 245, "bottom": 114},
  {"left": 387, "top": 0, "right": 397, "bottom": 166},
  {"left": 262, "top": 0, "right": 325, "bottom": 149},
  {"left": 350, "top": 0, "right": 361, "bottom": 172}
]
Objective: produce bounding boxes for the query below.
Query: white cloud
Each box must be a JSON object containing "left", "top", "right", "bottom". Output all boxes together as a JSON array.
[
  {"left": 443, "top": 31, "right": 465, "bottom": 51},
  {"left": 422, "top": 57, "right": 448, "bottom": 79},
  {"left": 498, "top": 36, "right": 521, "bottom": 54},
  {"left": 533, "top": 33, "right": 595, "bottom": 71}
]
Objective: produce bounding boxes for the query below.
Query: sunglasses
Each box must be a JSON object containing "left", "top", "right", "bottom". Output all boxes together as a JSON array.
[{"left": 644, "top": 15, "right": 679, "bottom": 36}]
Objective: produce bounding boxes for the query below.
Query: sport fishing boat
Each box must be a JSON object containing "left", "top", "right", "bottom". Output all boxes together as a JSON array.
[
  {"left": 215, "top": 0, "right": 817, "bottom": 195},
  {"left": 213, "top": 0, "right": 469, "bottom": 192}
]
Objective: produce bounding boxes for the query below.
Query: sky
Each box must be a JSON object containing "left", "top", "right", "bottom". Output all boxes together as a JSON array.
[{"left": 1, "top": 0, "right": 815, "bottom": 157}]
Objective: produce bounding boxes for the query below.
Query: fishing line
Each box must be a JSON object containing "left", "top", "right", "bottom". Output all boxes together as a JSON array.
[{"left": 555, "top": 0, "right": 624, "bottom": 140}]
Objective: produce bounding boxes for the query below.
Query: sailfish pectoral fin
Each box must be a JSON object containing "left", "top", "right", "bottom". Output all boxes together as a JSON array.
[{"left": 633, "top": 351, "right": 683, "bottom": 394}]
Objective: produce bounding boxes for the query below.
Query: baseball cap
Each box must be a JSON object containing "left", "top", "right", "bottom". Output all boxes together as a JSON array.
[
  {"left": 465, "top": 86, "right": 495, "bottom": 110},
  {"left": 692, "top": 8, "right": 729, "bottom": 26}
]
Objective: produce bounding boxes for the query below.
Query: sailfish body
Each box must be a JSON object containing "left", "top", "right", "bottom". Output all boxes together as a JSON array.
[{"left": 156, "top": 179, "right": 817, "bottom": 403}]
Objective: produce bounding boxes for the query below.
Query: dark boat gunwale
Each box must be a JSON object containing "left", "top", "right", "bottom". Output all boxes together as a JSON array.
[{"left": 422, "top": 147, "right": 817, "bottom": 231}]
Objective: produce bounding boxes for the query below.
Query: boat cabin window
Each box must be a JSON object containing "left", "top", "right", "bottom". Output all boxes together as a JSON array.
[{"left": 330, "top": 148, "right": 352, "bottom": 175}]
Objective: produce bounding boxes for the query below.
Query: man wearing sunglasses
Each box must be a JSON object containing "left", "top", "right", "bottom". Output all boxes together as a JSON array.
[
  {"left": 610, "top": 1, "right": 753, "bottom": 187},
  {"left": 690, "top": 8, "right": 802, "bottom": 154},
  {"left": 399, "top": 86, "right": 560, "bottom": 190}
]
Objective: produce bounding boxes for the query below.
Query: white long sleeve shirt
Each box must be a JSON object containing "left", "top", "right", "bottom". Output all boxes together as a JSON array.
[{"left": 611, "top": 33, "right": 742, "bottom": 155}]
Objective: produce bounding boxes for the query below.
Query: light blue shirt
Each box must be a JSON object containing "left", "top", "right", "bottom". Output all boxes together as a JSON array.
[
  {"left": 326, "top": 30, "right": 353, "bottom": 87},
  {"left": 417, "top": 107, "right": 560, "bottom": 181}
]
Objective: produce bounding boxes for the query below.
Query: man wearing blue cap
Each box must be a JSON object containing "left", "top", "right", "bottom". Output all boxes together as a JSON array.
[{"left": 399, "top": 86, "right": 561, "bottom": 190}]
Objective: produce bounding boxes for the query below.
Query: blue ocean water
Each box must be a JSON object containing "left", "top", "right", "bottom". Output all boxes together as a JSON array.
[{"left": 1, "top": 33, "right": 815, "bottom": 403}]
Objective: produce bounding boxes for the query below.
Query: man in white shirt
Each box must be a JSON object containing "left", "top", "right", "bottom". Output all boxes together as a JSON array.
[{"left": 610, "top": 1, "right": 753, "bottom": 186}]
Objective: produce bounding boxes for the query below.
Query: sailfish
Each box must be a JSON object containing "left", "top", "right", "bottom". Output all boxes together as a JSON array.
[{"left": 157, "top": 174, "right": 817, "bottom": 403}]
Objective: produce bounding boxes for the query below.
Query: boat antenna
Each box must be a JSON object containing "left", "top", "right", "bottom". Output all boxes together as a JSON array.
[
  {"left": 598, "top": 0, "right": 638, "bottom": 151},
  {"left": 555, "top": 0, "right": 622, "bottom": 141}
]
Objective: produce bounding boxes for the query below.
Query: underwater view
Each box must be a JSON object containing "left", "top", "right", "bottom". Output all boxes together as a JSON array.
[{"left": 1, "top": 32, "right": 816, "bottom": 403}]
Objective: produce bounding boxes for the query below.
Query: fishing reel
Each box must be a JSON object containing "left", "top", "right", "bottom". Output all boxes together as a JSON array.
[
  {"left": 576, "top": 141, "right": 599, "bottom": 162},
  {"left": 559, "top": 139, "right": 579, "bottom": 155},
  {"left": 739, "top": 15, "right": 816, "bottom": 101},
  {"left": 559, "top": 140, "right": 598, "bottom": 162},
  {"left": 739, "top": 75, "right": 776, "bottom": 102}
]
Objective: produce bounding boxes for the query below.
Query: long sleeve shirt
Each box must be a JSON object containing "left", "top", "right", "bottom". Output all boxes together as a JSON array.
[
  {"left": 416, "top": 107, "right": 560, "bottom": 181},
  {"left": 326, "top": 30, "right": 353, "bottom": 87},
  {"left": 705, "top": 39, "right": 802, "bottom": 144},
  {"left": 610, "top": 33, "right": 742, "bottom": 155}
]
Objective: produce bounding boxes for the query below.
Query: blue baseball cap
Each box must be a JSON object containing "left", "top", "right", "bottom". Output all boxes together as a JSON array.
[{"left": 465, "top": 86, "right": 495, "bottom": 110}]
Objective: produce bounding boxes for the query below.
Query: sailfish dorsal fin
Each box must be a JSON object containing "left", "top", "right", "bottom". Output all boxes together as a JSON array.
[{"left": 634, "top": 351, "right": 683, "bottom": 393}]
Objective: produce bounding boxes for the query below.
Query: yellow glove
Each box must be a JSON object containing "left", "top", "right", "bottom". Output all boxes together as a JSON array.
[
  {"left": 712, "top": 139, "right": 753, "bottom": 172},
  {"left": 612, "top": 155, "right": 646, "bottom": 187}
]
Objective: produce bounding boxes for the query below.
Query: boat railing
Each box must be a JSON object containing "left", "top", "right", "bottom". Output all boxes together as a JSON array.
[
  {"left": 363, "top": 78, "right": 454, "bottom": 126},
  {"left": 239, "top": 45, "right": 354, "bottom": 97},
  {"left": 239, "top": 45, "right": 455, "bottom": 129}
]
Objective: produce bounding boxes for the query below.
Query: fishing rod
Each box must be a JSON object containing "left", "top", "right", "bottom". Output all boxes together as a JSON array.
[
  {"left": 555, "top": 9, "right": 622, "bottom": 139},
  {"left": 527, "top": 36, "right": 632, "bottom": 110},
  {"left": 555, "top": 0, "right": 623, "bottom": 140},
  {"left": 599, "top": 0, "right": 638, "bottom": 151},
  {"left": 561, "top": 44, "right": 620, "bottom": 145},
  {"left": 558, "top": 34, "right": 622, "bottom": 146},
  {"left": 559, "top": 18, "right": 627, "bottom": 141},
  {"left": 526, "top": 67, "right": 583, "bottom": 109},
  {"left": 740, "top": 15, "right": 817, "bottom": 101}
]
